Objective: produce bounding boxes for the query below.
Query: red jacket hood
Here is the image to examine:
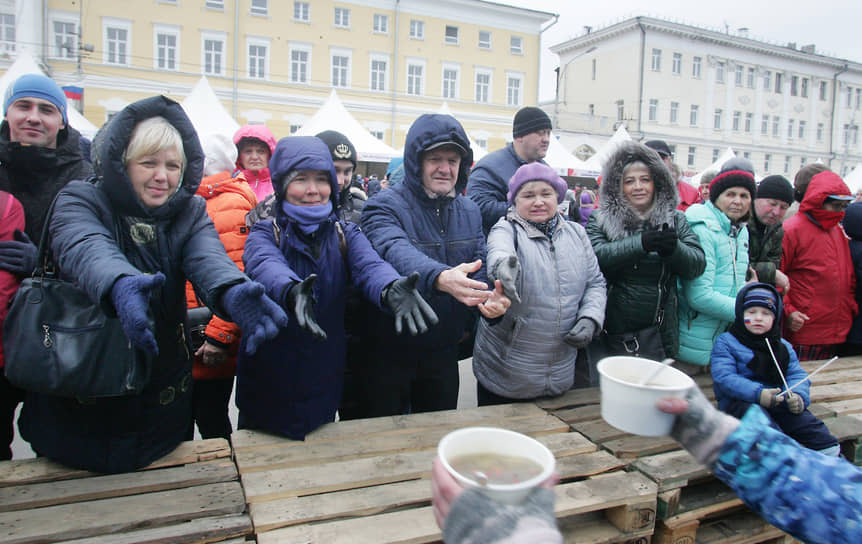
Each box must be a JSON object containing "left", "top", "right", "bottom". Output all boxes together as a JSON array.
[
  {"left": 799, "top": 171, "right": 851, "bottom": 214},
  {"left": 196, "top": 171, "right": 257, "bottom": 207}
]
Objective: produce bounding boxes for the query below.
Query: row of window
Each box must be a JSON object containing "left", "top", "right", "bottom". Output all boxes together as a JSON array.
[{"left": 669, "top": 144, "right": 825, "bottom": 174}]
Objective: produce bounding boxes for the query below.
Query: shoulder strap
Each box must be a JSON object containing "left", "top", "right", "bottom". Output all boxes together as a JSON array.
[
  {"left": 505, "top": 217, "right": 519, "bottom": 254},
  {"left": 335, "top": 221, "right": 347, "bottom": 262}
]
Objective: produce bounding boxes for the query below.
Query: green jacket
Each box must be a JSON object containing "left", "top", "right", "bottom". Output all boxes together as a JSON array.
[{"left": 747, "top": 213, "right": 783, "bottom": 285}]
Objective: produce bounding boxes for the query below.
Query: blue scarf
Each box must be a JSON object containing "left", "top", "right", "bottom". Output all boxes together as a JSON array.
[{"left": 281, "top": 201, "right": 333, "bottom": 235}]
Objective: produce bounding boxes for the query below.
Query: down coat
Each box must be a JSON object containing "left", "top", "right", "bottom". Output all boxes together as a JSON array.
[
  {"left": 677, "top": 201, "right": 750, "bottom": 365},
  {"left": 236, "top": 136, "right": 400, "bottom": 440},
  {"left": 19, "top": 96, "right": 248, "bottom": 473},
  {"left": 473, "top": 209, "right": 606, "bottom": 398},
  {"left": 233, "top": 124, "right": 276, "bottom": 202},
  {"left": 587, "top": 142, "right": 705, "bottom": 357}
]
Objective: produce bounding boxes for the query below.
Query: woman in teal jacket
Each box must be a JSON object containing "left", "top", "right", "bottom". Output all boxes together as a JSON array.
[{"left": 677, "top": 159, "right": 756, "bottom": 369}]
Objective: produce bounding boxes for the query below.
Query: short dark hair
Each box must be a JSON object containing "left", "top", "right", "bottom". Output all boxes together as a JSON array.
[{"left": 793, "top": 164, "right": 830, "bottom": 202}]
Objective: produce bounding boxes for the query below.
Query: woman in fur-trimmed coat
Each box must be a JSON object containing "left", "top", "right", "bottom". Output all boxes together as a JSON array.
[{"left": 586, "top": 142, "right": 705, "bottom": 363}]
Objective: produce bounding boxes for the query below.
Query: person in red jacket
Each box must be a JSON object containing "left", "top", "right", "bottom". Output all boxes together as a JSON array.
[
  {"left": 781, "top": 171, "right": 857, "bottom": 360},
  {"left": 0, "top": 190, "right": 24, "bottom": 459},
  {"left": 185, "top": 133, "right": 257, "bottom": 439}
]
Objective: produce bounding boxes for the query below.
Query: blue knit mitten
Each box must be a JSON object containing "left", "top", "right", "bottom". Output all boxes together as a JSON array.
[
  {"left": 111, "top": 272, "right": 165, "bottom": 355},
  {"left": 222, "top": 281, "right": 288, "bottom": 355}
]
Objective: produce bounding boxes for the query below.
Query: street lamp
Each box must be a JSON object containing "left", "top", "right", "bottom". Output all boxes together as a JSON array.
[{"left": 553, "top": 46, "right": 597, "bottom": 130}]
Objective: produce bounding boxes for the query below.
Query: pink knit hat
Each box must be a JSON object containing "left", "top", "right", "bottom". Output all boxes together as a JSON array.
[{"left": 507, "top": 162, "right": 568, "bottom": 204}]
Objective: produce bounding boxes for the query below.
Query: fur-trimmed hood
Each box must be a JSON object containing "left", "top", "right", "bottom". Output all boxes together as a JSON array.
[{"left": 597, "top": 141, "right": 679, "bottom": 240}]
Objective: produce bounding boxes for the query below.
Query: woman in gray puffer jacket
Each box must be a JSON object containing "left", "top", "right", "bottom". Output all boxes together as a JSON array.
[
  {"left": 585, "top": 141, "right": 705, "bottom": 373},
  {"left": 472, "top": 163, "right": 606, "bottom": 404}
]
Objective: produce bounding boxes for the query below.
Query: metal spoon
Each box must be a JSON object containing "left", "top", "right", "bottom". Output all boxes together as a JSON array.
[{"left": 638, "top": 358, "right": 676, "bottom": 386}]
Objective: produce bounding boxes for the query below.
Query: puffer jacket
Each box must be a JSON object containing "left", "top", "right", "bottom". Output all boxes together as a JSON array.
[
  {"left": 844, "top": 201, "right": 862, "bottom": 344},
  {"left": 360, "top": 114, "right": 487, "bottom": 350},
  {"left": 185, "top": 170, "right": 256, "bottom": 380},
  {"left": 19, "top": 96, "right": 249, "bottom": 473},
  {"left": 587, "top": 142, "right": 705, "bottom": 358},
  {"left": 237, "top": 136, "right": 400, "bottom": 440},
  {"left": 233, "top": 124, "right": 276, "bottom": 202},
  {"left": 781, "top": 171, "right": 857, "bottom": 345},
  {"left": 473, "top": 210, "right": 606, "bottom": 399},
  {"left": 467, "top": 143, "right": 531, "bottom": 234},
  {"left": 0, "top": 191, "right": 23, "bottom": 369},
  {"left": 747, "top": 212, "right": 784, "bottom": 286},
  {"left": 677, "top": 201, "right": 749, "bottom": 365}
]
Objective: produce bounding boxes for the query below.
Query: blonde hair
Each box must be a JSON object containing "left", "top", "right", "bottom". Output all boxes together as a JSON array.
[{"left": 123, "top": 116, "right": 186, "bottom": 176}]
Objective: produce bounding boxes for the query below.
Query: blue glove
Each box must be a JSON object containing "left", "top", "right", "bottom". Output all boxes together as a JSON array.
[
  {"left": 286, "top": 274, "right": 327, "bottom": 340},
  {"left": 111, "top": 272, "right": 165, "bottom": 356},
  {"left": 222, "top": 281, "right": 288, "bottom": 355},
  {"left": 0, "top": 229, "right": 38, "bottom": 275}
]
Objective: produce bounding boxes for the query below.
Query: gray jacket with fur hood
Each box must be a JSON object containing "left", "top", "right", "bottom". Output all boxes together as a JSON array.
[{"left": 586, "top": 142, "right": 705, "bottom": 357}]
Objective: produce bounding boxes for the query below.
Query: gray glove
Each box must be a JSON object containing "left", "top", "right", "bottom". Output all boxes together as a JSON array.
[
  {"left": 759, "top": 387, "right": 781, "bottom": 409},
  {"left": 564, "top": 318, "right": 597, "bottom": 348},
  {"left": 670, "top": 386, "right": 740, "bottom": 467},
  {"left": 286, "top": 274, "right": 327, "bottom": 340},
  {"left": 383, "top": 272, "right": 439, "bottom": 335},
  {"left": 493, "top": 255, "right": 521, "bottom": 304},
  {"left": 784, "top": 391, "right": 804, "bottom": 414},
  {"left": 443, "top": 487, "right": 559, "bottom": 544}
]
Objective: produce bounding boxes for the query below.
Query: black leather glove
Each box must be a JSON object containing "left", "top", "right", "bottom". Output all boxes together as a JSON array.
[
  {"left": 286, "top": 274, "right": 327, "bottom": 340},
  {"left": 0, "top": 229, "right": 38, "bottom": 275},
  {"left": 383, "top": 272, "right": 439, "bottom": 335},
  {"left": 642, "top": 224, "right": 677, "bottom": 257}
]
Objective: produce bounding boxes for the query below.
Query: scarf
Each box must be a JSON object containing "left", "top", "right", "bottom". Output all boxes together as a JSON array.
[
  {"left": 805, "top": 208, "right": 845, "bottom": 231},
  {"left": 281, "top": 201, "right": 333, "bottom": 235},
  {"left": 728, "top": 320, "right": 789, "bottom": 386},
  {"left": 524, "top": 214, "right": 560, "bottom": 237}
]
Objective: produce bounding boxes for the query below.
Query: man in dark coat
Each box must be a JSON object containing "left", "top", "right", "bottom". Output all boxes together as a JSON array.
[
  {"left": 748, "top": 175, "right": 793, "bottom": 290},
  {"left": 359, "top": 114, "right": 510, "bottom": 417},
  {"left": 0, "top": 74, "right": 93, "bottom": 460},
  {"left": 466, "top": 106, "right": 551, "bottom": 234}
]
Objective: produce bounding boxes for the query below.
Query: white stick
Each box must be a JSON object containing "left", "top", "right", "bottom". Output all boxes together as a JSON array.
[
  {"left": 765, "top": 338, "right": 791, "bottom": 393},
  {"left": 778, "top": 356, "right": 839, "bottom": 398}
]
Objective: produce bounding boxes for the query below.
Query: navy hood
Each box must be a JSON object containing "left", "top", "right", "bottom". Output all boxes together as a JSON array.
[
  {"left": 843, "top": 201, "right": 862, "bottom": 240},
  {"left": 402, "top": 114, "right": 473, "bottom": 196},
  {"left": 268, "top": 136, "right": 339, "bottom": 206}
]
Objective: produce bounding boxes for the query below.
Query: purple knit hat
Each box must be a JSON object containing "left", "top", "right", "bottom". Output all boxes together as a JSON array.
[{"left": 508, "top": 162, "right": 568, "bottom": 204}]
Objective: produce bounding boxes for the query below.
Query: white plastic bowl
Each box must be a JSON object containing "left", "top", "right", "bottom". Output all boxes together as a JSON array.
[
  {"left": 437, "top": 426, "right": 555, "bottom": 504},
  {"left": 597, "top": 356, "right": 695, "bottom": 436}
]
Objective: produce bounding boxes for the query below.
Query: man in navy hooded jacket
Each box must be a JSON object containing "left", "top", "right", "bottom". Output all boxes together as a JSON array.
[{"left": 359, "top": 114, "right": 510, "bottom": 417}]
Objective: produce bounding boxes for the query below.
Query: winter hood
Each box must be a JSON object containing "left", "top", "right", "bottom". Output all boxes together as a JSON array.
[
  {"left": 233, "top": 124, "right": 276, "bottom": 169},
  {"left": 402, "top": 114, "right": 473, "bottom": 197},
  {"left": 734, "top": 281, "right": 783, "bottom": 331},
  {"left": 267, "top": 136, "right": 339, "bottom": 206},
  {"left": 799, "top": 171, "right": 851, "bottom": 214},
  {"left": 201, "top": 132, "right": 238, "bottom": 177}
]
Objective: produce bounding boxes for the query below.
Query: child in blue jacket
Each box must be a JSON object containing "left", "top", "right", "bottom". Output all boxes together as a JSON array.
[{"left": 710, "top": 282, "right": 839, "bottom": 456}]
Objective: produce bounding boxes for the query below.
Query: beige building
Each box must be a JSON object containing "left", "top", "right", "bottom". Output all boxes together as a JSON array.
[
  {"left": 547, "top": 16, "right": 862, "bottom": 178},
  {"left": 5, "top": 0, "right": 553, "bottom": 154}
]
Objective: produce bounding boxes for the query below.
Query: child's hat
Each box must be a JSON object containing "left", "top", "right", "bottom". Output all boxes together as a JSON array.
[{"left": 743, "top": 286, "right": 778, "bottom": 314}]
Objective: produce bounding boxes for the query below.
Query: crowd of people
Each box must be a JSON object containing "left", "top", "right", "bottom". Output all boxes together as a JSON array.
[{"left": 0, "top": 74, "right": 860, "bottom": 541}]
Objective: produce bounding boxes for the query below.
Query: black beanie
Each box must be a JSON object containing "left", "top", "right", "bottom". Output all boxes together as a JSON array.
[
  {"left": 316, "top": 130, "right": 357, "bottom": 167},
  {"left": 756, "top": 175, "right": 794, "bottom": 204},
  {"left": 709, "top": 157, "right": 757, "bottom": 203},
  {"left": 513, "top": 107, "right": 552, "bottom": 139}
]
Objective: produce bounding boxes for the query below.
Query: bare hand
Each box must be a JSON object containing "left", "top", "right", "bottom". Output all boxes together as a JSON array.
[
  {"left": 195, "top": 341, "right": 229, "bottom": 367},
  {"left": 788, "top": 311, "right": 809, "bottom": 332},
  {"left": 774, "top": 270, "right": 790, "bottom": 293},
  {"left": 478, "top": 280, "right": 511, "bottom": 319},
  {"left": 746, "top": 267, "right": 759, "bottom": 284},
  {"left": 434, "top": 260, "right": 491, "bottom": 307}
]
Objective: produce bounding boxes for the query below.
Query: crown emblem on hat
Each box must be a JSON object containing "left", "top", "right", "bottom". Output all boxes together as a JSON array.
[{"left": 334, "top": 143, "right": 352, "bottom": 159}]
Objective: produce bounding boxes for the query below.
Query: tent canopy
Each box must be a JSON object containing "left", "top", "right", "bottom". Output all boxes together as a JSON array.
[
  {"left": 181, "top": 77, "right": 239, "bottom": 140},
  {"left": 582, "top": 124, "right": 632, "bottom": 173},
  {"left": 688, "top": 148, "right": 737, "bottom": 186},
  {"left": 545, "top": 133, "right": 589, "bottom": 175}
]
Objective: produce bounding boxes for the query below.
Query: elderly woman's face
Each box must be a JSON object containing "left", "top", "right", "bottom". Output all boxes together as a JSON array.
[
  {"left": 715, "top": 187, "right": 751, "bottom": 222},
  {"left": 127, "top": 148, "right": 182, "bottom": 209},
  {"left": 239, "top": 141, "right": 270, "bottom": 172},
  {"left": 515, "top": 180, "right": 558, "bottom": 223},
  {"left": 622, "top": 164, "right": 655, "bottom": 213}
]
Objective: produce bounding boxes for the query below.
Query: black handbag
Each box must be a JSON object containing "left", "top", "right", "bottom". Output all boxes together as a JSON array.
[
  {"left": 601, "top": 324, "right": 666, "bottom": 361},
  {"left": 2, "top": 196, "right": 150, "bottom": 398}
]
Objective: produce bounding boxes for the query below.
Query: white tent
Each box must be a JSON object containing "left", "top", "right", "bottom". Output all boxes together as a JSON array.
[
  {"left": 296, "top": 90, "right": 399, "bottom": 163},
  {"left": 582, "top": 124, "right": 632, "bottom": 174},
  {"left": 689, "top": 148, "right": 737, "bottom": 186},
  {"left": 0, "top": 52, "right": 99, "bottom": 139},
  {"left": 437, "top": 102, "right": 486, "bottom": 162},
  {"left": 181, "top": 77, "right": 239, "bottom": 140},
  {"left": 545, "top": 133, "right": 590, "bottom": 175},
  {"left": 844, "top": 163, "right": 862, "bottom": 193}
]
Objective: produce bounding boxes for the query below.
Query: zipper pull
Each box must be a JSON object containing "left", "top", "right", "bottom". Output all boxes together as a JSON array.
[{"left": 42, "top": 324, "right": 53, "bottom": 348}]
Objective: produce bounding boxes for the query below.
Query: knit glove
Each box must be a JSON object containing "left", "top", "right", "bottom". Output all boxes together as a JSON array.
[
  {"left": 493, "top": 255, "right": 521, "bottom": 304},
  {"left": 759, "top": 387, "right": 781, "bottom": 409},
  {"left": 669, "top": 386, "right": 740, "bottom": 468},
  {"left": 641, "top": 224, "right": 677, "bottom": 257},
  {"left": 222, "top": 281, "right": 288, "bottom": 355},
  {"left": 383, "top": 272, "right": 439, "bottom": 335},
  {"left": 564, "top": 318, "right": 597, "bottom": 348},
  {"left": 0, "top": 229, "right": 38, "bottom": 275},
  {"left": 784, "top": 391, "right": 804, "bottom": 414},
  {"left": 286, "top": 274, "right": 327, "bottom": 340},
  {"left": 442, "top": 487, "right": 560, "bottom": 544},
  {"left": 111, "top": 272, "right": 165, "bottom": 355}
]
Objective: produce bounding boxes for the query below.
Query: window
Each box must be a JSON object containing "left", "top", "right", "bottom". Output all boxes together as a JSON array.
[
  {"left": 761, "top": 115, "right": 769, "bottom": 135},
  {"left": 289, "top": 124, "right": 301, "bottom": 135},
  {"left": 764, "top": 154, "right": 771, "bottom": 172},
  {"left": 791, "top": 75, "right": 798, "bottom": 96},
  {"left": 820, "top": 81, "right": 828, "bottom": 101},
  {"left": 672, "top": 53, "right": 682, "bottom": 75},
  {"left": 510, "top": 36, "right": 523, "bottom": 55},
  {"left": 743, "top": 151, "right": 751, "bottom": 160},
  {"left": 479, "top": 30, "right": 491, "bottom": 49},
  {"left": 250, "top": 0, "right": 267, "bottom": 16},
  {"left": 442, "top": 66, "right": 459, "bottom": 99},
  {"left": 775, "top": 72, "right": 783, "bottom": 93},
  {"left": 799, "top": 120, "right": 806, "bottom": 139},
  {"left": 687, "top": 146, "right": 696, "bottom": 167},
  {"left": 445, "top": 25, "right": 459, "bottom": 45},
  {"left": 801, "top": 78, "right": 809, "bottom": 98},
  {"left": 506, "top": 73, "right": 523, "bottom": 106},
  {"left": 202, "top": 35, "right": 225, "bottom": 75},
  {"left": 248, "top": 41, "right": 268, "bottom": 79},
  {"left": 857, "top": 88, "right": 861, "bottom": 109},
  {"left": 800, "top": 156, "right": 807, "bottom": 167},
  {"left": 787, "top": 119, "right": 794, "bottom": 138},
  {"left": 763, "top": 70, "right": 771, "bottom": 91},
  {"left": 616, "top": 100, "right": 624, "bottom": 121},
  {"left": 369, "top": 130, "right": 384, "bottom": 141},
  {"left": 847, "top": 86, "right": 853, "bottom": 107},
  {"left": 690, "top": 104, "right": 699, "bottom": 127},
  {"left": 772, "top": 116, "right": 780, "bottom": 137},
  {"left": 373, "top": 14, "right": 387, "bottom": 34},
  {"left": 817, "top": 123, "right": 824, "bottom": 142},
  {"left": 588, "top": 104, "right": 595, "bottom": 116},
  {"left": 290, "top": 44, "right": 310, "bottom": 83},
  {"left": 735, "top": 65, "right": 744, "bottom": 86},
  {"left": 475, "top": 70, "right": 491, "bottom": 103},
  {"left": 53, "top": 20, "right": 77, "bottom": 59},
  {"left": 649, "top": 99, "right": 658, "bottom": 122},
  {"left": 692, "top": 56, "right": 701, "bottom": 78},
  {"left": 370, "top": 58, "right": 387, "bottom": 91},
  {"left": 716, "top": 62, "right": 725, "bottom": 83},
  {"left": 409, "top": 20, "right": 424, "bottom": 40},
  {"left": 334, "top": 7, "right": 350, "bottom": 28},
  {"left": 294, "top": 2, "right": 310, "bottom": 22},
  {"left": 591, "top": 58, "right": 596, "bottom": 80},
  {"left": 714, "top": 108, "right": 722, "bottom": 130},
  {"left": 713, "top": 148, "right": 720, "bottom": 161},
  {"left": 104, "top": 19, "right": 131, "bottom": 65},
  {"left": 474, "top": 138, "right": 487, "bottom": 150},
  {"left": 745, "top": 113, "right": 753, "bottom": 133},
  {"left": 331, "top": 51, "right": 351, "bottom": 87},
  {"left": 154, "top": 26, "right": 179, "bottom": 71},
  {"left": 407, "top": 62, "right": 424, "bottom": 96},
  {"left": 651, "top": 48, "right": 661, "bottom": 71},
  {"left": 0, "top": 14, "right": 13, "bottom": 53},
  {"left": 670, "top": 102, "right": 679, "bottom": 123},
  {"left": 784, "top": 155, "right": 791, "bottom": 174},
  {"left": 747, "top": 67, "right": 755, "bottom": 89},
  {"left": 206, "top": 0, "right": 224, "bottom": 8},
  {"left": 732, "top": 111, "right": 741, "bottom": 132}
]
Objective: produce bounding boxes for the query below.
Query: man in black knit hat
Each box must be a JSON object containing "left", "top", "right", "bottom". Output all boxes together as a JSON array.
[
  {"left": 467, "top": 106, "right": 552, "bottom": 234},
  {"left": 748, "top": 174, "right": 794, "bottom": 291}
]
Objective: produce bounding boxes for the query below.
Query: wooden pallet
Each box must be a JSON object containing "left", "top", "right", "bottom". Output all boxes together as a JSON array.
[{"left": 0, "top": 439, "right": 251, "bottom": 544}]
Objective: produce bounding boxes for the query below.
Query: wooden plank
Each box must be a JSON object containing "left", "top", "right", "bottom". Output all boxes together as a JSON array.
[
  {"left": 143, "top": 438, "right": 232, "bottom": 468},
  {"left": 656, "top": 488, "right": 681, "bottom": 519},
  {"left": 601, "top": 435, "right": 680, "bottom": 460},
  {"left": 556, "top": 451, "right": 626, "bottom": 480},
  {"left": 800, "top": 357, "right": 862, "bottom": 374},
  {"left": 631, "top": 450, "right": 710, "bottom": 492},
  {"left": 232, "top": 403, "right": 547, "bottom": 451},
  {"left": 572, "top": 420, "right": 629, "bottom": 444},
  {"left": 823, "top": 414, "right": 862, "bottom": 441},
  {"left": 0, "top": 459, "right": 237, "bottom": 512},
  {"left": 556, "top": 472, "right": 656, "bottom": 531},
  {"left": 236, "top": 414, "right": 570, "bottom": 472},
  {"left": 809, "top": 382, "right": 862, "bottom": 403},
  {"left": 822, "top": 397, "right": 862, "bottom": 416},
  {"left": 695, "top": 510, "right": 787, "bottom": 544},
  {"left": 559, "top": 511, "right": 655, "bottom": 544},
  {"left": 56, "top": 514, "right": 252, "bottom": 544},
  {"left": 652, "top": 519, "right": 698, "bottom": 544},
  {"left": 0, "top": 482, "right": 245, "bottom": 544},
  {"left": 537, "top": 432, "right": 598, "bottom": 458},
  {"left": 662, "top": 480, "right": 744, "bottom": 528},
  {"left": 536, "top": 388, "right": 601, "bottom": 411},
  {"left": 552, "top": 404, "right": 602, "bottom": 425}
]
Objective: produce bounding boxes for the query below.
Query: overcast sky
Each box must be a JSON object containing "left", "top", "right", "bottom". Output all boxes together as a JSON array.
[{"left": 500, "top": 0, "right": 862, "bottom": 102}]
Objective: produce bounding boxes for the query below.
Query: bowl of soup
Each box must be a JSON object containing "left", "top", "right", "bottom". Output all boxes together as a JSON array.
[
  {"left": 597, "top": 356, "right": 694, "bottom": 436},
  {"left": 437, "top": 427, "right": 555, "bottom": 504}
]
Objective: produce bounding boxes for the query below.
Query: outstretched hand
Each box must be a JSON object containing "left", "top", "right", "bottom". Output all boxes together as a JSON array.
[
  {"left": 384, "top": 272, "right": 439, "bottom": 335},
  {"left": 287, "top": 274, "right": 327, "bottom": 340},
  {"left": 222, "top": 281, "right": 288, "bottom": 355},
  {"left": 434, "top": 260, "right": 491, "bottom": 307},
  {"left": 478, "top": 280, "right": 510, "bottom": 319},
  {"left": 494, "top": 255, "right": 521, "bottom": 304},
  {"left": 111, "top": 272, "right": 166, "bottom": 355}
]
